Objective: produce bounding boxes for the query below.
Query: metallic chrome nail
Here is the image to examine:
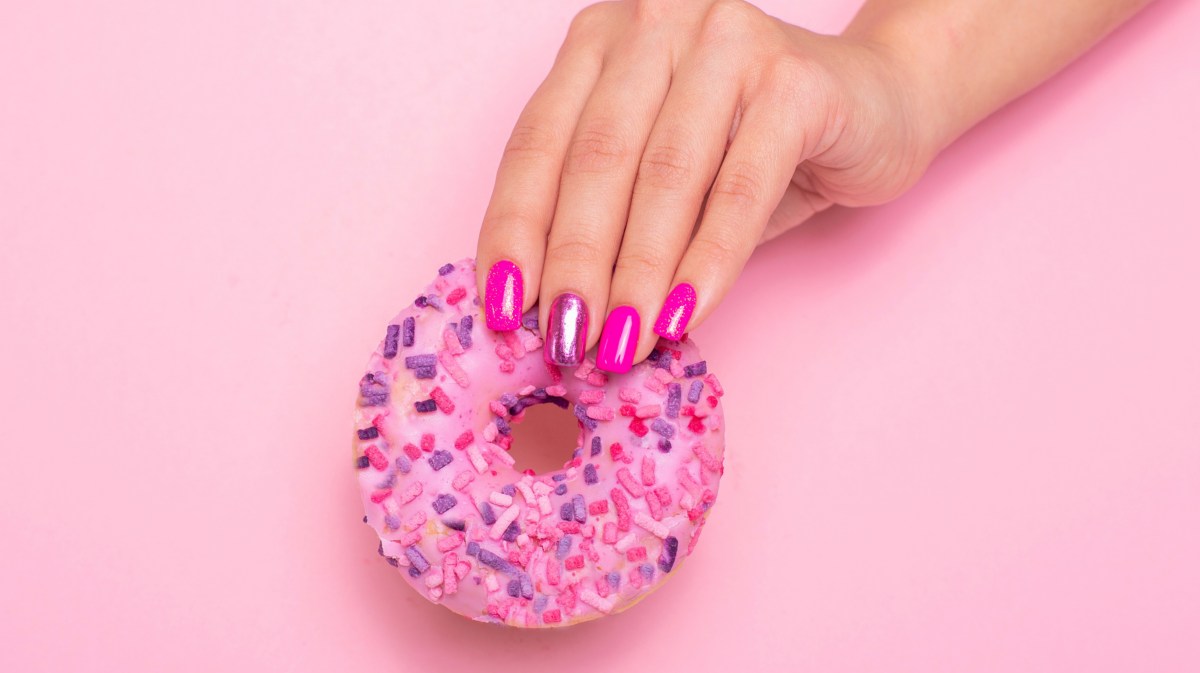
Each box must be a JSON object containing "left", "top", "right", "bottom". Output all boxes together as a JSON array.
[{"left": 544, "top": 293, "right": 588, "bottom": 366}]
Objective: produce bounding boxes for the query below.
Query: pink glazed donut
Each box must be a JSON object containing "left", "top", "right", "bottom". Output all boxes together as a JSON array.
[{"left": 353, "top": 258, "right": 725, "bottom": 627}]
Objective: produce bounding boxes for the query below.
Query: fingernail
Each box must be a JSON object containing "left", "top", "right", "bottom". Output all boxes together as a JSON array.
[
  {"left": 596, "top": 306, "right": 640, "bottom": 374},
  {"left": 653, "top": 283, "right": 696, "bottom": 340},
  {"left": 544, "top": 293, "right": 588, "bottom": 366},
  {"left": 484, "top": 260, "right": 523, "bottom": 331}
]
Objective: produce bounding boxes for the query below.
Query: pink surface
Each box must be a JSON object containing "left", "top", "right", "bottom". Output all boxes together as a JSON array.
[{"left": 1, "top": 0, "right": 1198, "bottom": 670}]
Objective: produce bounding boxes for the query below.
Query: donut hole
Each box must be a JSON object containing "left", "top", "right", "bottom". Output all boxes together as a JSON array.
[{"left": 505, "top": 402, "right": 581, "bottom": 475}]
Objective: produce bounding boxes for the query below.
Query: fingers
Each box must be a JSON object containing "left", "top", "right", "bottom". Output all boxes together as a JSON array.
[
  {"left": 537, "top": 41, "right": 673, "bottom": 365},
  {"left": 598, "top": 48, "right": 741, "bottom": 371},
  {"left": 657, "top": 86, "right": 815, "bottom": 339},
  {"left": 476, "top": 36, "right": 604, "bottom": 330}
]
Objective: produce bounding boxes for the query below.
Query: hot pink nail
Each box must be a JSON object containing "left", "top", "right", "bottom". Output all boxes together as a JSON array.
[
  {"left": 596, "top": 306, "right": 640, "bottom": 373},
  {"left": 484, "top": 260, "right": 523, "bottom": 331},
  {"left": 653, "top": 283, "right": 696, "bottom": 340}
]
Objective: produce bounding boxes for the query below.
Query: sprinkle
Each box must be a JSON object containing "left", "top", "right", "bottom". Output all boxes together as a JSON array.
[
  {"left": 554, "top": 483, "right": 567, "bottom": 496},
  {"left": 502, "top": 522, "right": 519, "bottom": 542},
  {"left": 559, "top": 502, "right": 574, "bottom": 521},
  {"left": 363, "top": 446, "right": 388, "bottom": 471},
  {"left": 556, "top": 536, "right": 573, "bottom": 560},
  {"left": 650, "top": 418, "right": 675, "bottom": 438},
  {"left": 537, "top": 495, "right": 552, "bottom": 515},
  {"left": 573, "top": 359, "right": 595, "bottom": 380},
  {"left": 485, "top": 443, "right": 515, "bottom": 467},
  {"left": 658, "top": 536, "right": 679, "bottom": 573},
  {"left": 614, "top": 533, "right": 637, "bottom": 552},
  {"left": 646, "top": 489, "right": 664, "bottom": 519},
  {"left": 618, "top": 387, "right": 641, "bottom": 404},
  {"left": 457, "top": 315, "right": 473, "bottom": 349},
  {"left": 414, "top": 399, "right": 437, "bottom": 413},
  {"left": 405, "top": 547, "right": 430, "bottom": 574},
  {"left": 643, "top": 377, "right": 665, "bottom": 394},
  {"left": 583, "top": 464, "right": 598, "bottom": 484},
  {"left": 437, "top": 534, "right": 464, "bottom": 552},
  {"left": 683, "top": 360, "right": 707, "bottom": 378},
  {"left": 640, "top": 563, "right": 655, "bottom": 581},
  {"left": 665, "top": 384, "right": 681, "bottom": 419},
  {"left": 602, "top": 522, "right": 618, "bottom": 544},
  {"left": 438, "top": 350, "right": 470, "bottom": 388},
  {"left": 355, "top": 455, "right": 369, "bottom": 469},
  {"left": 443, "top": 329, "right": 464, "bottom": 355},
  {"left": 576, "top": 389, "right": 603, "bottom": 405},
  {"left": 398, "top": 482, "right": 422, "bottom": 504},
  {"left": 519, "top": 573, "right": 534, "bottom": 599},
  {"left": 415, "top": 295, "right": 428, "bottom": 308},
  {"left": 432, "top": 494, "right": 458, "bottom": 514},
  {"left": 438, "top": 263, "right": 455, "bottom": 276},
  {"left": 443, "top": 552, "right": 459, "bottom": 594},
  {"left": 383, "top": 325, "right": 400, "bottom": 358},
  {"left": 588, "top": 499, "right": 608, "bottom": 515},
  {"left": 704, "top": 373, "right": 724, "bottom": 396},
  {"left": 545, "top": 385, "right": 567, "bottom": 397},
  {"left": 414, "top": 366, "right": 437, "bottom": 379},
  {"left": 466, "top": 444, "right": 488, "bottom": 473},
  {"left": 572, "top": 495, "right": 586, "bottom": 523},
  {"left": 619, "top": 404, "right": 636, "bottom": 417},
  {"left": 405, "top": 353, "right": 438, "bottom": 369},
  {"left": 454, "top": 431, "right": 474, "bottom": 450},
  {"left": 579, "top": 590, "right": 614, "bottom": 614},
  {"left": 586, "top": 405, "right": 615, "bottom": 421},
  {"left": 400, "top": 530, "right": 422, "bottom": 547},
  {"left": 489, "top": 504, "right": 521, "bottom": 539},
  {"left": 402, "top": 317, "right": 415, "bottom": 347},
  {"left": 586, "top": 371, "right": 608, "bottom": 387},
  {"left": 430, "top": 387, "right": 455, "bottom": 414},
  {"left": 635, "top": 404, "right": 661, "bottom": 418},
  {"left": 693, "top": 444, "right": 722, "bottom": 473},
  {"left": 689, "top": 416, "right": 706, "bottom": 433},
  {"left": 641, "top": 456, "right": 656, "bottom": 486},
  {"left": 617, "top": 467, "right": 645, "bottom": 497},
  {"left": 611, "top": 488, "right": 632, "bottom": 531},
  {"left": 564, "top": 555, "right": 585, "bottom": 570},
  {"left": 428, "top": 450, "right": 453, "bottom": 471},
  {"left": 426, "top": 294, "right": 444, "bottom": 311},
  {"left": 441, "top": 518, "right": 464, "bottom": 531},
  {"left": 489, "top": 491, "right": 513, "bottom": 507},
  {"left": 479, "top": 501, "right": 497, "bottom": 525},
  {"left": 445, "top": 287, "right": 466, "bottom": 305},
  {"left": 494, "top": 416, "right": 511, "bottom": 435},
  {"left": 658, "top": 439, "right": 672, "bottom": 453},
  {"left": 590, "top": 436, "right": 601, "bottom": 457},
  {"left": 542, "top": 609, "right": 562, "bottom": 624},
  {"left": 466, "top": 541, "right": 480, "bottom": 557},
  {"left": 634, "top": 511, "right": 669, "bottom": 538},
  {"left": 478, "top": 549, "right": 512, "bottom": 573},
  {"left": 688, "top": 380, "right": 704, "bottom": 403},
  {"left": 626, "top": 546, "right": 647, "bottom": 562},
  {"left": 654, "top": 368, "right": 674, "bottom": 383}
]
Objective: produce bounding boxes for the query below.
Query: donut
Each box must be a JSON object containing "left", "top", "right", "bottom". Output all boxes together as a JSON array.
[{"left": 353, "top": 258, "right": 726, "bottom": 627}]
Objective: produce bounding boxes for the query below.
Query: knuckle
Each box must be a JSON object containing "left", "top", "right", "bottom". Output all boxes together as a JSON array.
[
  {"left": 564, "top": 121, "right": 629, "bottom": 175},
  {"left": 710, "top": 162, "right": 765, "bottom": 210},
  {"left": 763, "top": 52, "right": 832, "bottom": 104},
  {"left": 614, "top": 248, "right": 667, "bottom": 278},
  {"left": 502, "top": 122, "right": 560, "bottom": 165},
  {"left": 689, "top": 230, "right": 744, "bottom": 267},
  {"left": 481, "top": 207, "right": 542, "bottom": 237},
  {"left": 568, "top": 2, "right": 615, "bottom": 39},
  {"left": 699, "top": 0, "right": 763, "bottom": 44},
  {"left": 546, "top": 235, "right": 604, "bottom": 266},
  {"left": 635, "top": 142, "right": 695, "bottom": 194}
]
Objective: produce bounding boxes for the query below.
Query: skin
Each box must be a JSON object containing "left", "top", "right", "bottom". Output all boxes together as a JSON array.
[{"left": 476, "top": 0, "right": 1153, "bottom": 366}]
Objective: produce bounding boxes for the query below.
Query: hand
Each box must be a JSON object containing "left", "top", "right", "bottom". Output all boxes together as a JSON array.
[{"left": 475, "top": 0, "right": 931, "bottom": 371}]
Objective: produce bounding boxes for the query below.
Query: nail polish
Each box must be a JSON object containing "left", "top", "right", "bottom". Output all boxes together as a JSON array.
[
  {"left": 596, "top": 306, "right": 640, "bottom": 373},
  {"left": 484, "top": 260, "right": 523, "bottom": 331},
  {"left": 653, "top": 283, "right": 696, "bottom": 340},
  {"left": 544, "top": 293, "right": 588, "bottom": 366}
]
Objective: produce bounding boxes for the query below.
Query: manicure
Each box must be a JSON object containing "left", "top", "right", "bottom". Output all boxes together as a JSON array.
[
  {"left": 484, "top": 260, "right": 523, "bottom": 331},
  {"left": 596, "top": 306, "right": 640, "bottom": 373},
  {"left": 653, "top": 282, "right": 696, "bottom": 340},
  {"left": 544, "top": 293, "right": 588, "bottom": 366}
]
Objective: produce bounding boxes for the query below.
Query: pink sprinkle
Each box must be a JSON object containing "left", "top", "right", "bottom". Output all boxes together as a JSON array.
[
  {"left": 693, "top": 444, "right": 722, "bottom": 473},
  {"left": 617, "top": 467, "right": 645, "bottom": 497},
  {"left": 443, "top": 328, "right": 464, "bottom": 355},
  {"left": 442, "top": 552, "right": 459, "bottom": 594},
  {"left": 629, "top": 569, "right": 644, "bottom": 590},
  {"left": 582, "top": 523, "right": 595, "bottom": 538},
  {"left": 399, "top": 530, "right": 422, "bottom": 547},
  {"left": 398, "top": 482, "right": 423, "bottom": 504},
  {"left": 499, "top": 360, "right": 515, "bottom": 373},
  {"left": 547, "top": 361, "right": 562, "bottom": 383},
  {"left": 445, "top": 287, "right": 466, "bottom": 305},
  {"left": 370, "top": 489, "right": 392, "bottom": 503},
  {"left": 619, "top": 404, "right": 636, "bottom": 417},
  {"left": 611, "top": 488, "right": 632, "bottom": 531},
  {"left": 454, "top": 431, "right": 474, "bottom": 450},
  {"left": 573, "top": 359, "right": 595, "bottom": 379},
  {"left": 430, "top": 386, "right": 454, "bottom": 414},
  {"left": 643, "top": 377, "right": 665, "bottom": 393},
  {"left": 489, "top": 400, "right": 509, "bottom": 418},
  {"left": 634, "top": 511, "right": 669, "bottom": 538},
  {"left": 579, "top": 589, "right": 613, "bottom": 614},
  {"left": 451, "top": 470, "right": 474, "bottom": 491},
  {"left": 564, "top": 555, "right": 584, "bottom": 570},
  {"left": 587, "top": 499, "right": 608, "bottom": 515},
  {"left": 609, "top": 442, "right": 626, "bottom": 462},
  {"left": 704, "top": 373, "right": 723, "bottom": 396},
  {"left": 587, "top": 371, "right": 608, "bottom": 387},
  {"left": 586, "top": 405, "right": 615, "bottom": 421},
  {"left": 523, "top": 334, "right": 543, "bottom": 351},
  {"left": 542, "top": 609, "right": 562, "bottom": 624},
  {"left": 596, "top": 577, "right": 610, "bottom": 598},
  {"left": 495, "top": 344, "right": 514, "bottom": 360},
  {"left": 689, "top": 416, "right": 706, "bottom": 433},
  {"left": 405, "top": 511, "right": 426, "bottom": 529},
  {"left": 670, "top": 358, "right": 685, "bottom": 377},
  {"left": 628, "top": 417, "right": 648, "bottom": 437},
  {"left": 545, "top": 385, "right": 567, "bottom": 397},
  {"left": 485, "top": 442, "right": 515, "bottom": 466},
  {"left": 602, "top": 522, "right": 618, "bottom": 544},
  {"left": 626, "top": 546, "right": 647, "bottom": 562},
  {"left": 364, "top": 445, "right": 388, "bottom": 471},
  {"left": 654, "top": 485, "right": 672, "bottom": 507},
  {"left": 677, "top": 467, "right": 703, "bottom": 498},
  {"left": 635, "top": 404, "right": 661, "bottom": 418},
  {"left": 641, "top": 456, "right": 656, "bottom": 486},
  {"left": 438, "top": 350, "right": 470, "bottom": 388},
  {"left": 646, "top": 488, "right": 664, "bottom": 520},
  {"left": 421, "top": 433, "right": 435, "bottom": 452},
  {"left": 546, "top": 557, "right": 561, "bottom": 585},
  {"left": 503, "top": 330, "right": 526, "bottom": 359},
  {"left": 437, "top": 534, "right": 464, "bottom": 552},
  {"left": 557, "top": 521, "right": 581, "bottom": 534},
  {"left": 618, "top": 387, "right": 642, "bottom": 404},
  {"left": 578, "top": 389, "right": 605, "bottom": 404},
  {"left": 653, "top": 368, "right": 674, "bottom": 383}
]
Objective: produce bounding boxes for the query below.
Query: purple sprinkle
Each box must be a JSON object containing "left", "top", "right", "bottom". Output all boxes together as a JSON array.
[
  {"left": 533, "top": 388, "right": 548, "bottom": 400},
  {"left": 405, "top": 547, "right": 430, "bottom": 573},
  {"left": 458, "top": 315, "right": 473, "bottom": 349},
  {"left": 357, "top": 427, "right": 379, "bottom": 440},
  {"left": 507, "top": 579, "right": 521, "bottom": 597},
  {"left": 377, "top": 473, "right": 396, "bottom": 489},
  {"left": 556, "top": 535, "right": 573, "bottom": 560},
  {"left": 666, "top": 383, "right": 681, "bottom": 418},
  {"left": 640, "top": 563, "right": 654, "bottom": 580},
  {"left": 359, "top": 373, "right": 389, "bottom": 406},
  {"left": 573, "top": 404, "right": 588, "bottom": 423},
  {"left": 479, "top": 501, "right": 497, "bottom": 525},
  {"left": 590, "top": 436, "right": 601, "bottom": 457},
  {"left": 397, "top": 455, "right": 411, "bottom": 474},
  {"left": 443, "top": 519, "right": 466, "bottom": 531},
  {"left": 414, "top": 399, "right": 437, "bottom": 413},
  {"left": 559, "top": 502, "right": 574, "bottom": 521},
  {"left": 521, "top": 309, "right": 538, "bottom": 330},
  {"left": 658, "top": 535, "right": 679, "bottom": 573},
  {"left": 415, "top": 295, "right": 428, "bottom": 308},
  {"left": 584, "top": 464, "right": 598, "bottom": 484},
  {"left": 655, "top": 355, "right": 672, "bottom": 370},
  {"left": 650, "top": 418, "right": 675, "bottom": 438},
  {"left": 361, "top": 393, "right": 388, "bottom": 407},
  {"left": 426, "top": 294, "right": 444, "bottom": 311},
  {"left": 688, "top": 380, "right": 704, "bottom": 404},
  {"left": 551, "top": 473, "right": 567, "bottom": 482},
  {"left": 478, "top": 549, "right": 512, "bottom": 573},
  {"left": 406, "top": 566, "right": 420, "bottom": 577},
  {"left": 431, "top": 494, "right": 457, "bottom": 514},
  {"left": 402, "top": 317, "right": 415, "bottom": 347},
  {"left": 499, "top": 393, "right": 518, "bottom": 407},
  {"left": 572, "top": 495, "right": 586, "bottom": 523},
  {"left": 501, "top": 484, "right": 516, "bottom": 497},
  {"left": 548, "top": 396, "right": 569, "bottom": 410},
  {"left": 385, "top": 515, "right": 401, "bottom": 529},
  {"left": 502, "top": 521, "right": 519, "bottom": 542},
  {"left": 646, "top": 349, "right": 661, "bottom": 362},
  {"left": 607, "top": 571, "right": 620, "bottom": 588},
  {"left": 355, "top": 455, "right": 369, "bottom": 469},
  {"left": 533, "top": 595, "right": 548, "bottom": 613},
  {"left": 519, "top": 573, "right": 533, "bottom": 599},
  {"left": 554, "top": 483, "right": 567, "bottom": 496},
  {"left": 404, "top": 353, "right": 437, "bottom": 369},
  {"left": 494, "top": 417, "right": 511, "bottom": 435},
  {"left": 466, "top": 541, "right": 480, "bottom": 557},
  {"left": 657, "top": 439, "right": 672, "bottom": 453},
  {"left": 438, "top": 263, "right": 455, "bottom": 276},
  {"left": 683, "top": 361, "right": 707, "bottom": 378},
  {"left": 428, "top": 450, "right": 453, "bottom": 471},
  {"left": 414, "top": 366, "right": 437, "bottom": 379},
  {"left": 383, "top": 324, "right": 400, "bottom": 358}
]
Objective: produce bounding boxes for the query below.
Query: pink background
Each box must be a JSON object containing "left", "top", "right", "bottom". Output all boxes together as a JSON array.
[{"left": 3, "top": 1, "right": 1199, "bottom": 670}]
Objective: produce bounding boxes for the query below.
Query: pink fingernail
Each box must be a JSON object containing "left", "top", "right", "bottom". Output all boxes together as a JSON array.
[
  {"left": 653, "top": 283, "right": 696, "bottom": 340},
  {"left": 596, "top": 306, "right": 640, "bottom": 374},
  {"left": 544, "top": 293, "right": 588, "bottom": 366},
  {"left": 484, "top": 260, "right": 523, "bottom": 331}
]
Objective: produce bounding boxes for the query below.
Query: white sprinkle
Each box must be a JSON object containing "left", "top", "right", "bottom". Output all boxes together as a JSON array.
[
  {"left": 579, "top": 589, "right": 613, "bottom": 613},
  {"left": 489, "top": 491, "right": 513, "bottom": 507},
  {"left": 489, "top": 504, "right": 521, "bottom": 539},
  {"left": 485, "top": 442, "right": 515, "bottom": 466},
  {"left": 467, "top": 444, "right": 488, "bottom": 473},
  {"left": 424, "top": 572, "right": 444, "bottom": 588},
  {"left": 614, "top": 533, "right": 637, "bottom": 552},
  {"left": 537, "top": 495, "right": 552, "bottom": 516},
  {"left": 634, "top": 511, "right": 669, "bottom": 538},
  {"left": 485, "top": 574, "right": 499, "bottom": 592}
]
